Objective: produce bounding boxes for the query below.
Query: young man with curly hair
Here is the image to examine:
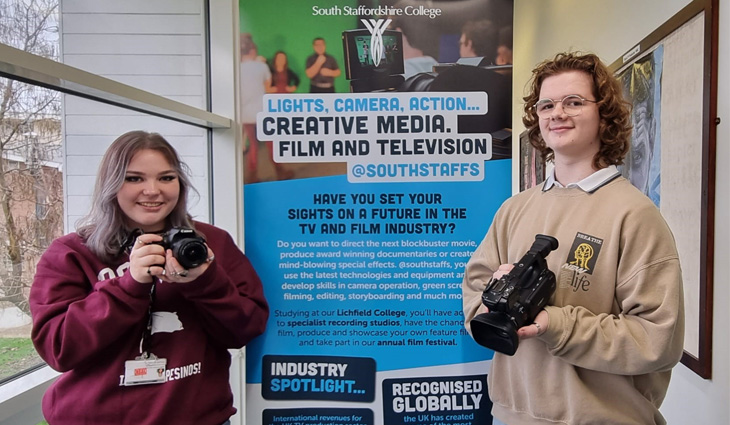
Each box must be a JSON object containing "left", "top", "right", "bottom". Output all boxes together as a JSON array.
[{"left": 463, "top": 52, "right": 684, "bottom": 425}]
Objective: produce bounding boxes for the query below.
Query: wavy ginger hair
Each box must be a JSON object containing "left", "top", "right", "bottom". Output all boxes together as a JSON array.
[{"left": 522, "top": 52, "right": 632, "bottom": 168}]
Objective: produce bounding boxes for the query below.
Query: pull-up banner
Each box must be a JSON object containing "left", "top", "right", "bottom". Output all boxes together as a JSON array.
[{"left": 241, "top": 1, "right": 514, "bottom": 424}]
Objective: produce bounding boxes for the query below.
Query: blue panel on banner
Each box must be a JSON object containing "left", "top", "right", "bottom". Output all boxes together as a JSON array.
[
  {"left": 262, "top": 355, "right": 376, "bottom": 401},
  {"left": 381, "top": 374, "right": 491, "bottom": 424},
  {"left": 244, "top": 159, "right": 510, "bottom": 383}
]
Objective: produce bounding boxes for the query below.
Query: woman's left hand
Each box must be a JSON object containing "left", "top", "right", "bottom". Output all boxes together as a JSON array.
[
  {"left": 161, "top": 246, "right": 215, "bottom": 283},
  {"left": 517, "top": 309, "right": 548, "bottom": 339}
]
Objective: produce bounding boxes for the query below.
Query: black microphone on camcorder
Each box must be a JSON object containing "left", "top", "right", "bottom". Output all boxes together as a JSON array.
[{"left": 470, "top": 234, "right": 559, "bottom": 356}]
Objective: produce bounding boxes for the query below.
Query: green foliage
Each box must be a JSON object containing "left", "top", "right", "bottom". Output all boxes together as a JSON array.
[{"left": 0, "top": 337, "right": 44, "bottom": 381}]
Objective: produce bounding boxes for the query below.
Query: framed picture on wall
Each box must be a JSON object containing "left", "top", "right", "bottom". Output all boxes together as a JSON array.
[
  {"left": 609, "top": 0, "right": 718, "bottom": 379},
  {"left": 616, "top": 46, "right": 663, "bottom": 207}
]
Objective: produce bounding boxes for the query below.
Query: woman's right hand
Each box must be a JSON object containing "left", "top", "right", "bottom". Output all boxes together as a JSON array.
[{"left": 128, "top": 234, "right": 166, "bottom": 283}]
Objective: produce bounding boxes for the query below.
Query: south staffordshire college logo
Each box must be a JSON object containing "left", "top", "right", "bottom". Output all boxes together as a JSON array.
[
  {"left": 361, "top": 18, "right": 391, "bottom": 67},
  {"left": 563, "top": 232, "right": 603, "bottom": 275}
]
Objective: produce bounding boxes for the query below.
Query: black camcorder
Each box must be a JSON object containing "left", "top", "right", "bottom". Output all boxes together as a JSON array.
[
  {"left": 470, "top": 234, "right": 559, "bottom": 355},
  {"left": 341, "top": 29, "right": 404, "bottom": 92},
  {"left": 154, "top": 227, "right": 208, "bottom": 269}
]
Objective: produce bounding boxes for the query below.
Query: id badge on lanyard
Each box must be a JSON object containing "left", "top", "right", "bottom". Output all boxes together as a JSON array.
[{"left": 124, "top": 355, "right": 167, "bottom": 385}]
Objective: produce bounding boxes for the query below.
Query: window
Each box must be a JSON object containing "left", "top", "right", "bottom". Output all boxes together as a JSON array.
[
  {"left": 0, "top": 85, "right": 62, "bottom": 381},
  {"left": 0, "top": 0, "right": 241, "bottom": 422}
]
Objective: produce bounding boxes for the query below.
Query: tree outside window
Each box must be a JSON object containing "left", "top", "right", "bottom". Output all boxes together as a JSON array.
[{"left": 0, "top": 0, "right": 62, "bottom": 383}]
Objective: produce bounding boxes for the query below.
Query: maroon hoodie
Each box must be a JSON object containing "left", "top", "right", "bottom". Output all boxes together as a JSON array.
[{"left": 30, "top": 222, "right": 268, "bottom": 425}]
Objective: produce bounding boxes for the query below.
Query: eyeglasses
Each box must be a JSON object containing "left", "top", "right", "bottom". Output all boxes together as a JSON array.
[{"left": 533, "top": 94, "right": 597, "bottom": 118}]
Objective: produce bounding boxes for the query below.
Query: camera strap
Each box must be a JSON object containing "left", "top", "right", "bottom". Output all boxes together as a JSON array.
[{"left": 120, "top": 228, "right": 144, "bottom": 256}]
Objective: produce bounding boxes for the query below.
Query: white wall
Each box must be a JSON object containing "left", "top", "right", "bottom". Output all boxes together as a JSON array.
[
  {"left": 60, "top": 0, "right": 211, "bottom": 231},
  {"left": 513, "top": 1, "right": 729, "bottom": 423},
  {"left": 663, "top": 1, "right": 730, "bottom": 422},
  {"left": 512, "top": 0, "right": 693, "bottom": 144}
]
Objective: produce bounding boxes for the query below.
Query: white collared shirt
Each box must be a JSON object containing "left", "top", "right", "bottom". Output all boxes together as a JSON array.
[{"left": 542, "top": 165, "right": 621, "bottom": 193}]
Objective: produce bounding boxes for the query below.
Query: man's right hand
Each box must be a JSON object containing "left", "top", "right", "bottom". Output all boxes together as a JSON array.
[
  {"left": 493, "top": 263, "right": 514, "bottom": 280},
  {"left": 478, "top": 264, "right": 515, "bottom": 314}
]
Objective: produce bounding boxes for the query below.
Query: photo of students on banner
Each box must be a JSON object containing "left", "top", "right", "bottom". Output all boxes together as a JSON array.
[
  {"left": 240, "top": 1, "right": 514, "bottom": 424},
  {"left": 241, "top": 0, "right": 513, "bottom": 184}
]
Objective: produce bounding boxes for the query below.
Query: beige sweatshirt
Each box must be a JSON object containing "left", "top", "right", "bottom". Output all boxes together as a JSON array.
[{"left": 463, "top": 176, "right": 684, "bottom": 425}]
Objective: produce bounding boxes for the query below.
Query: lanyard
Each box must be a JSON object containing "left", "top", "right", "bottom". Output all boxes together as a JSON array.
[{"left": 139, "top": 279, "right": 158, "bottom": 359}]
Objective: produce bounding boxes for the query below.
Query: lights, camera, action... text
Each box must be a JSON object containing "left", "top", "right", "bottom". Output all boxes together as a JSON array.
[{"left": 257, "top": 92, "right": 492, "bottom": 183}]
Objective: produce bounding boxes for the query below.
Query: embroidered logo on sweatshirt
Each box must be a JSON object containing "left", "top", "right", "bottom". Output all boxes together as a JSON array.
[{"left": 562, "top": 232, "right": 603, "bottom": 275}]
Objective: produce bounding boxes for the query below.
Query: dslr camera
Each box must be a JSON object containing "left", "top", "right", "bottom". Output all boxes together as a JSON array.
[
  {"left": 470, "top": 234, "right": 559, "bottom": 355},
  {"left": 156, "top": 227, "right": 208, "bottom": 269}
]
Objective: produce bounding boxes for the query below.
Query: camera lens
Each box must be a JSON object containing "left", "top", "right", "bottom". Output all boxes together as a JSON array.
[{"left": 176, "top": 241, "right": 208, "bottom": 269}]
